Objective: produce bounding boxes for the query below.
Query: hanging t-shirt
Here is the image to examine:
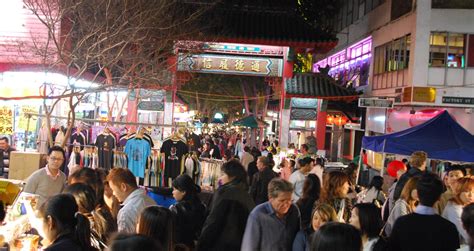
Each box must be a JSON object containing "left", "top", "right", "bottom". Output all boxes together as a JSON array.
[
  {"left": 160, "top": 139, "right": 188, "bottom": 180},
  {"left": 70, "top": 132, "right": 86, "bottom": 150},
  {"left": 95, "top": 133, "right": 116, "bottom": 170},
  {"left": 124, "top": 138, "right": 150, "bottom": 178}
]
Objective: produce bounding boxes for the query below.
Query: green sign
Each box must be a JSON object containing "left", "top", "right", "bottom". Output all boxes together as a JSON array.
[
  {"left": 442, "top": 96, "right": 474, "bottom": 105},
  {"left": 138, "top": 101, "right": 164, "bottom": 111}
]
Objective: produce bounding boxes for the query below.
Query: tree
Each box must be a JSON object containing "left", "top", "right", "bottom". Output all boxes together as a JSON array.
[{"left": 14, "top": 0, "right": 210, "bottom": 147}]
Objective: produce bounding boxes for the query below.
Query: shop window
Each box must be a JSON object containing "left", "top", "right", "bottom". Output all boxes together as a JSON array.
[{"left": 429, "top": 32, "right": 465, "bottom": 68}]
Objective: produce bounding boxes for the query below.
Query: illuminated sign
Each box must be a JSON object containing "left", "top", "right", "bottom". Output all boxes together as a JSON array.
[
  {"left": 177, "top": 54, "right": 283, "bottom": 77},
  {"left": 402, "top": 87, "right": 437, "bottom": 103}
]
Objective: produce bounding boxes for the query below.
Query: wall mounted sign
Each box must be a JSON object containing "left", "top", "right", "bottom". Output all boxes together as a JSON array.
[
  {"left": 291, "top": 98, "right": 318, "bottom": 109},
  {"left": 402, "top": 87, "right": 436, "bottom": 103},
  {"left": 442, "top": 96, "right": 474, "bottom": 105},
  {"left": 358, "top": 98, "right": 394, "bottom": 108},
  {"left": 138, "top": 101, "right": 164, "bottom": 111},
  {"left": 290, "top": 109, "right": 317, "bottom": 120},
  {"left": 177, "top": 53, "right": 283, "bottom": 77}
]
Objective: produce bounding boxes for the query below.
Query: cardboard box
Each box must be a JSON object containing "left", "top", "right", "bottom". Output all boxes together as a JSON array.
[{"left": 9, "top": 152, "right": 47, "bottom": 181}]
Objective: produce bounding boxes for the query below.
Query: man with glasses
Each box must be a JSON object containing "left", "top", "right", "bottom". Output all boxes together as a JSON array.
[{"left": 24, "top": 146, "right": 67, "bottom": 206}]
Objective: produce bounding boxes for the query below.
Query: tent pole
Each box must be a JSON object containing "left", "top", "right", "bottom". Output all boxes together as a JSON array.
[
  {"left": 355, "top": 147, "right": 363, "bottom": 186},
  {"left": 381, "top": 139, "right": 387, "bottom": 176}
]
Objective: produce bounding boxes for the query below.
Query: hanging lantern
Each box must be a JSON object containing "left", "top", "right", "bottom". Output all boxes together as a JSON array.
[
  {"left": 334, "top": 116, "right": 347, "bottom": 127},
  {"left": 326, "top": 115, "right": 334, "bottom": 125}
]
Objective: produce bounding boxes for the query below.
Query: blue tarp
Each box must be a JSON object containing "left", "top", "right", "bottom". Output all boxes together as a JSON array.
[{"left": 362, "top": 111, "right": 474, "bottom": 162}]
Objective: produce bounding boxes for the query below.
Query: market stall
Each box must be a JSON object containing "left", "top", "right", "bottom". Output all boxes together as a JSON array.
[{"left": 362, "top": 111, "right": 474, "bottom": 162}]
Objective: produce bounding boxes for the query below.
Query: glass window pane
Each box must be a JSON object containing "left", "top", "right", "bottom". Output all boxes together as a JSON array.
[
  {"left": 467, "top": 35, "right": 474, "bottom": 67},
  {"left": 447, "top": 33, "right": 465, "bottom": 68},
  {"left": 429, "top": 32, "right": 447, "bottom": 67}
]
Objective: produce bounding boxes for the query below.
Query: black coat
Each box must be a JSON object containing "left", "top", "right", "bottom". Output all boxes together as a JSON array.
[
  {"left": 44, "top": 234, "right": 83, "bottom": 251},
  {"left": 393, "top": 167, "right": 424, "bottom": 202},
  {"left": 249, "top": 167, "right": 278, "bottom": 205},
  {"left": 170, "top": 198, "right": 206, "bottom": 246},
  {"left": 196, "top": 180, "right": 255, "bottom": 251}
]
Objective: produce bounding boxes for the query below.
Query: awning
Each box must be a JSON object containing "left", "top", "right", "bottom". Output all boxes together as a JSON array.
[
  {"left": 233, "top": 115, "right": 268, "bottom": 128},
  {"left": 285, "top": 73, "right": 359, "bottom": 100}
]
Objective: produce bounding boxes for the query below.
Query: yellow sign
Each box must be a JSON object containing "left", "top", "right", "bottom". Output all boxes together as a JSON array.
[
  {"left": 403, "top": 87, "right": 436, "bottom": 103},
  {"left": 0, "top": 106, "right": 13, "bottom": 135},
  {"left": 18, "top": 106, "right": 39, "bottom": 131}
]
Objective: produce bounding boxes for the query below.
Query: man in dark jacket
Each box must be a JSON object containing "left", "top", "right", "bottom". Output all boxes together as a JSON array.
[
  {"left": 0, "top": 136, "right": 16, "bottom": 178},
  {"left": 393, "top": 151, "right": 427, "bottom": 202},
  {"left": 250, "top": 156, "right": 278, "bottom": 205}
]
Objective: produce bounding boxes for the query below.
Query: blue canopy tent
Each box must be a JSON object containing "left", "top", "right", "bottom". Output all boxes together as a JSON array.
[{"left": 362, "top": 111, "right": 474, "bottom": 162}]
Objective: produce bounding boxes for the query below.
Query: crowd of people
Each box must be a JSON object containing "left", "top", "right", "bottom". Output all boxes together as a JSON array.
[{"left": 2, "top": 134, "right": 474, "bottom": 251}]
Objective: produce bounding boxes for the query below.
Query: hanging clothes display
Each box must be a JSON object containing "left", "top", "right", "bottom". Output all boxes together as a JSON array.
[
  {"left": 55, "top": 128, "right": 66, "bottom": 147},
  {"left": 124, "top": 137, "right": 151, "bottom": 178},
  {"left": 70, "top": 130, "right": 86, "bottom": 150},
  {"left": 160, "top": 136, "right": 188, "bottom": 185},
  {"left": 144, "top": 150, "right": 161, "bottom": 187},
  {"left": 82, "top": 146, "right": 94, "bottom": 168},
  {"left": 183, "top": 152, "right": 200, "bottom": 184},
  {"left": 199, "top": 158, "right": 224, "bottom": 191},
  {"left": 113, "top": 151, "right": 128, "bottom": 168},
  {"left": 67, "top": 145, "right": 83, "bottom": 175},
  {"left": 37, "top": 124, "right": 49, "bottom": 154},
  {"left": 95, "top": 130, "right": 116, "bottom": 170},
  {"left": 119, "top": 132, "right": 154, "bottom": 148},
  {"left": 91, "top": 148, "right": 99, "bottom": 169}
]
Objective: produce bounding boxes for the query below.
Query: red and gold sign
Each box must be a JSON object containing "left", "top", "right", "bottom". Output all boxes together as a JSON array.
[{"left": 177, "top": 53, "right": 283, "bottom": 77}]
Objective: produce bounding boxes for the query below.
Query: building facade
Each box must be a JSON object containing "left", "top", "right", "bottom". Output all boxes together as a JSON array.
[{"left": 316, "top": 0, "right": 474, "bottom": 142}]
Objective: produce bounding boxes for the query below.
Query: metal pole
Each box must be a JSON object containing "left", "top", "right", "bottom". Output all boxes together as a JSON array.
[{"left": 24, "top": 114, "right": 31, "bottom": 152}]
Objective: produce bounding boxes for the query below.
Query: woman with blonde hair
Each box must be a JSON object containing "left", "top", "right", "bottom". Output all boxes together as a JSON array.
[
  {"left": 443, "top": 177, "right": 474, "bottom": 245},
  {"left": 318, "top": 171, "right": 352, "bottom": 223},
  {"left": 293, "top": 203, "right": 338, "bottom": 251},
  {"left": 384, "top": 176, "right": 420, "bottom": 236}
]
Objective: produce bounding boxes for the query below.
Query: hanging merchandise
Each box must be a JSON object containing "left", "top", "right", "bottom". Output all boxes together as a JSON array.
[
  {"left": 124, "top": 136, "right": 151, "bottom": 179},
  {"left": 119, "top": 131, "right": 154, "bottom": 148},
  {"left": 95, "top": 127, "right": 116, "bottom": 170},
  {"left": 160, "top": 133, "right": 188, "bottom": 186},
  {"left": 70, "top": 128, "right": 87, "bottom": 150},
  {"left": 55, "top": 127, "right": 66, "bottom": 146},
  {"left": 91, "top": 147, "right": 99, "bottom": 169},
  {"left": 67, "top": 145, "right": 83, "bottom": 175},
  {"left": 145, "top": 149, "right": 161, "bottom": 187},
  {"left": 199, "top": 158, "right": 224, "bottom": 191},
  {"left": 113, "top": 151, "right": 128, "bottom": 169},
  {"left": 37, "top": 123, "right": 49, "bottom": 154},
  {"left": 82, "top": 146, "right": 95, "bottom": 168},
  {"left": 183, "top": 152, "right": 201, "bottom": 184}
]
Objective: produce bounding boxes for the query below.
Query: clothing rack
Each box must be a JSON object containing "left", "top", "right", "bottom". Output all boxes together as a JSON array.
[{"left": 24, "top": 112, "right": 184, "bottom": 151}]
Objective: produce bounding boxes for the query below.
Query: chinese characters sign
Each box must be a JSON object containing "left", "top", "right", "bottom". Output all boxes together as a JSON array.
[
  {"left": 0, "top": 106, "right": 13, "bottom": 135},
  {"left": 177, "top": 54, "right": 283, "bottom": 77}
]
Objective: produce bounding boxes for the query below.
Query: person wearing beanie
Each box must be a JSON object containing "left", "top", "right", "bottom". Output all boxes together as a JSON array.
[{"left": 170, "top": 174, "right": 206, "bottom": 248}]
